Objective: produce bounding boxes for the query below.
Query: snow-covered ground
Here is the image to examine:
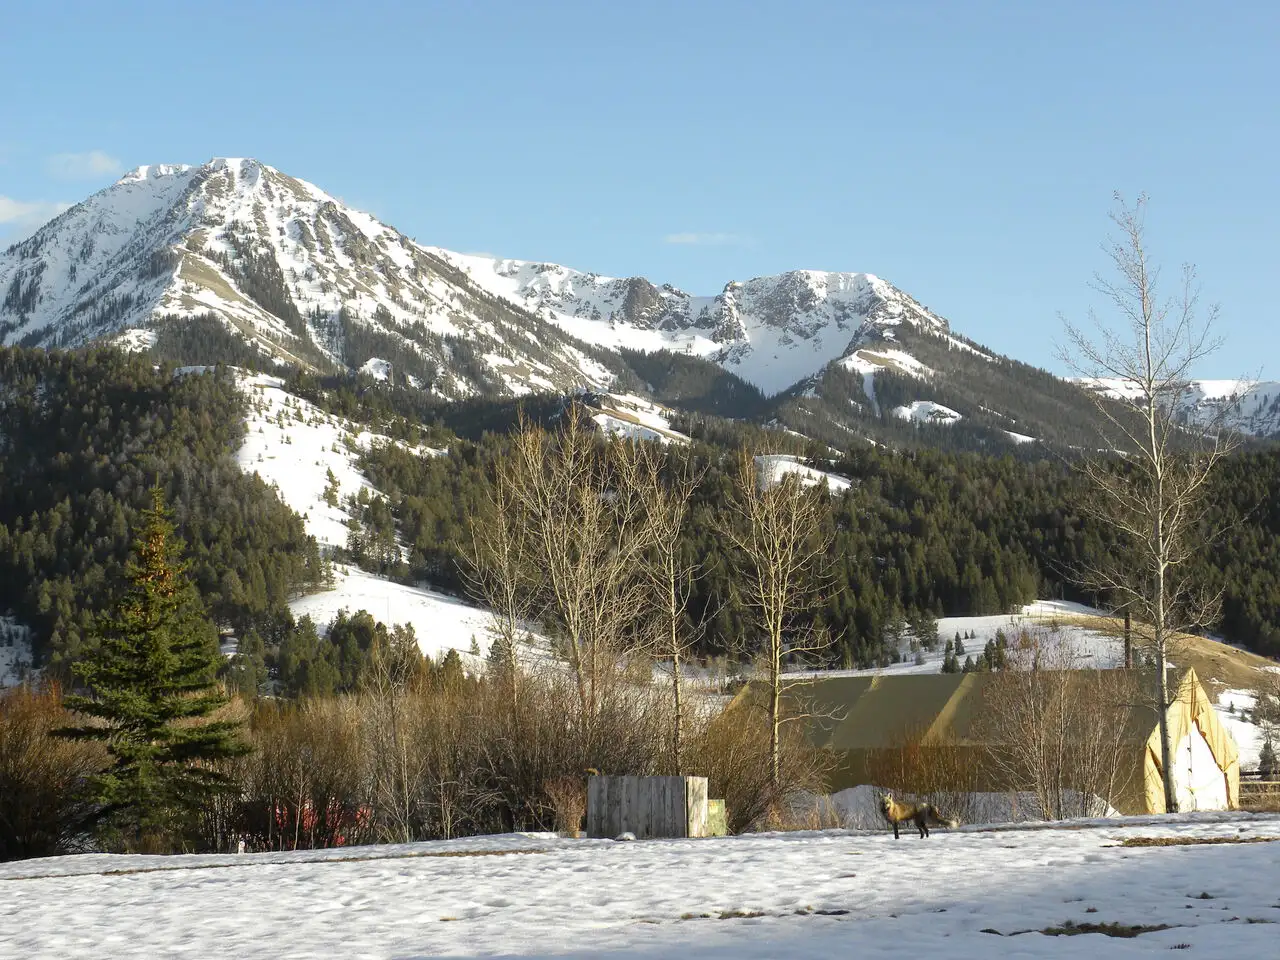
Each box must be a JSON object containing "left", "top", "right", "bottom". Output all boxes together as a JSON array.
[
  {"left": 755, "top": 454, "right": 852, "bottom": 493},
  {"left": 0, "top": 617, "right": 33, "bottom": 686},
  {"left": 892, "top": 399, "right": 962, "bottom": 425},
  {"left": 1218, "top": 689, "right": 1273, "bottom": 771},
  {"left": 359, "top": 357, "right": 392, "bottom": 381},
  {"left": 290, "top": 564, "right": 496, "bottom": 664},
  {"left": 3, "top": 814, "right": 1280, "bottom": 958},
  {"left": 591, "top": 393, "right": 690, "bottom": 444},
  {"left": 827, "top": 600, "right": 1124, "bottom": 679},
  {"left": 234, "top": 371, "right": 444, "bottom": 549}
]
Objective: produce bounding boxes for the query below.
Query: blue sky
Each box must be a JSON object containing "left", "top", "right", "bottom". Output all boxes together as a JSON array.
[{"left": 1, "top": 0, "right": 1275, "bottom": 375}]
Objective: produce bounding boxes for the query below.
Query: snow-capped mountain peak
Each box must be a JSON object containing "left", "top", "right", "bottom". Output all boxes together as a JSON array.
[
  {"left": 432, "top": 252, "right": 958, "bottom": 396},
  {"left": 1, "top": 158, "right": 627, "bottom": 397},
  {"left": 11, "top": 156, "right": 1262, "bottom": 445}
]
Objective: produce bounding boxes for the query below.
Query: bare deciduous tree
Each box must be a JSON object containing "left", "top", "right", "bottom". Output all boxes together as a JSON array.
[
  {"left": 718, "top": 451, "right": 833, "bottom": 792},
  {"left": 1061, "top": 194, "right": 1238, "bottom": 812},
  {"left": 361, "top": 625, "right": 428, "bottom": 844},
  {"left": 461, "top": 462, "right": 534, "bottom": 704},
  {"left": 484, "top": 407, "right": 655, "bottom": 731},
  {"left": 981, "top": 631, "right": 1137, "bottom": 820},
  {"left": 635, "top": 445, "right": 706, "bottom": 775}
]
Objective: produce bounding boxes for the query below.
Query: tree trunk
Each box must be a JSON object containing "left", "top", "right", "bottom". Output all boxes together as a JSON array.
[
  {"left": 671, "top": 645, "right": 684, "bottom": 776},
  {"left": 1124, "top": 611, "right": 1132, "bottom": 668},
  {"left": 1155, "top": 645, "right": 1178, "bottom": 812},
  {"left": 769, "top": 639, "right": 781, "bottom": 793}
]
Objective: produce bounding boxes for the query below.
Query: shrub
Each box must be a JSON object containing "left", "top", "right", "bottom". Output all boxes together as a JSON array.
[{"left": 0, "top": 685, "right": 105, "bottom": 861}]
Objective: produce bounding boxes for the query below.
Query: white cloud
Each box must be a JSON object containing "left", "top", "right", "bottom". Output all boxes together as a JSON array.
[
  {"left": 47, "top": 149, "right": 123, "bottom": 180},
  {"left": 663, "top": 232, "right": 747, "bottom": 246},
  {"left": 0, "top": 196, "right": 72, "bottom": 241}
]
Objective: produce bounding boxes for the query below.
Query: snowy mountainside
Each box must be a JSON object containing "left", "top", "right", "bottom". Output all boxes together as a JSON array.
[
  {"left": 1081, "top": 377, "right": 1280, "bottom": 438},
  {"left": 229, "top": 369, "right": 503, "bottom": 662},
  {"left": 233, "top": 370, "right": 445, "bottom": 550},
  {"left": 0, "top": 159, "right": 625, "bottom": 399},
  {"left": 436, "top": 251, "right": 969, "bottom": 397},
  {"left": 756, "top": 454, "right": 852, "bottom": 493},
  {"left": 589, "top": 392, "right": 690, "bottom": 444},
  {"left": 2, "top": 156, "right": 1220, "bottom": 451}
]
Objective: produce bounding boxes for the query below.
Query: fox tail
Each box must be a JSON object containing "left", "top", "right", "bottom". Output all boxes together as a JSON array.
[{"left": 926, "top": 804, "right": 959, "bottom": 828}]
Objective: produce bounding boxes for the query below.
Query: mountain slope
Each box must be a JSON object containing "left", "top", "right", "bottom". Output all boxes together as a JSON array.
[
  {"left": 3, "top": 156, "right": 1236, "bottom": 451},
  {"left": 436, "top": 251, "right": 967, "bottom": 397},
  {"left": 0, "top": 159, "right": 628, "bottom": 399},
  {"left": 1082, "top": 377, "right": 1280, "bottom": 436}
]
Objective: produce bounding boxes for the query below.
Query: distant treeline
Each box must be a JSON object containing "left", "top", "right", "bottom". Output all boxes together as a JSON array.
[{"left": 351, "top": 407, "right": 1280, "bottom": 666}]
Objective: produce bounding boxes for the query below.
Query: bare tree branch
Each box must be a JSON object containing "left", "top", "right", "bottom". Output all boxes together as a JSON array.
[{"left": 1058, "top": 194, "right": 1238, "bottom": 813}]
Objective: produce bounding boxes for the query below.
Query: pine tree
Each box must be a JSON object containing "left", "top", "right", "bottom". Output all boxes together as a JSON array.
[
  {"left": 440, "top": 648, "right": 466, "bottom": 689},
  {"left": 61, "top": 488, "right": 247, "bottom": 851},
  {"left": 1260, "top": 737, "right": 1278, "bottom": 780}
]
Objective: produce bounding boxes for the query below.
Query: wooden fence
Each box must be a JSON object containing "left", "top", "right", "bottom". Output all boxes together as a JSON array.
[{"left": 586, "top": 775, "right": 710, "bottom": 839}]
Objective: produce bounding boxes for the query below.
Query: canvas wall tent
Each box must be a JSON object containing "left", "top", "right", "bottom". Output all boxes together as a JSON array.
[{"left": 729, "top": 667, "right": 1238, "bottom": 814}]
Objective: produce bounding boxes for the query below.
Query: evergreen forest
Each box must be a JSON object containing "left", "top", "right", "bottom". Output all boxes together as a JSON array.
[{"left": 5, "top": 346, "right": 1280, "bottom": 703}]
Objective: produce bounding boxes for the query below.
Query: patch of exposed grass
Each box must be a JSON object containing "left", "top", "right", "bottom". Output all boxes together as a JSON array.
[
  {"left": 985, "top": 920, "right": 1176, "bottom": 938},
  {"left": 680, "top": 906, "right": 848, "bottom": 923},
  {"left": 1048, "top": 612, "right": 1278, "bottom": 696},
  {"left": 1119, "top": 836, "right": 1280, "bottom": 848},
  {"left": 1040, "top": 920, "right": 1173, "bottom": 938}
]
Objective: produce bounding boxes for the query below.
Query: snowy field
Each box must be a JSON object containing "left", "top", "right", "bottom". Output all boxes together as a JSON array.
[
  {"left": 1218, "top": 689, "right": 1270, "bottom": 770},
  {"left": 755, "top": 454, "right": 852, "bottom": 493},
  {"left": 590, "top": 393, "right": 690, "bottom": 445},
  {"left": 290, "top": 564, "right": 497, "bottom": 664},
  {"left": 893, "top": 399, "right": 962, "bottom": 425},
  {"left": 829, "top": 600, "right": 1126, "bottom": 678},
  {"left": 3, "top": 814, "right": 1280, "bottom": 958}
]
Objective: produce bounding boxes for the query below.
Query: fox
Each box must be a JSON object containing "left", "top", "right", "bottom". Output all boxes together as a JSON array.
[{"left": 879, "top": 793, "right": 958, "bottom": 839}]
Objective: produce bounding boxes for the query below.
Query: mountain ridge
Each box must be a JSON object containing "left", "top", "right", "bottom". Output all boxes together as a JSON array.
[{"left": 3, "top": 157, "right": 1270, "bottom": 447}]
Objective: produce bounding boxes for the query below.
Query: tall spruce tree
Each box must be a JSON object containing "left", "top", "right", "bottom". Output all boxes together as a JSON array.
[{"left": 62, "top": 488, "right": 247, "bottom": 851}]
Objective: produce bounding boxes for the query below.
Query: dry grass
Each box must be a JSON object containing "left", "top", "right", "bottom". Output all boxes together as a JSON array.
[
  {"left": 982, "top": 920, "right": 1174, "bottom": 938},
  {"left": 544, "top": 777, "right": 587, "bottom": 837},
  {"left": 1239, "top": 784, "right": 1280, "bottom": 813},
  {"left": 1039, "top": 920, "right": 1173, "bottom": 938},
  {"left": 1045, "top": 611, "right": 1278, "bottom": 697},
  {"left": 1115, "top": 835, "right": 1280, "bottom": 848}
]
